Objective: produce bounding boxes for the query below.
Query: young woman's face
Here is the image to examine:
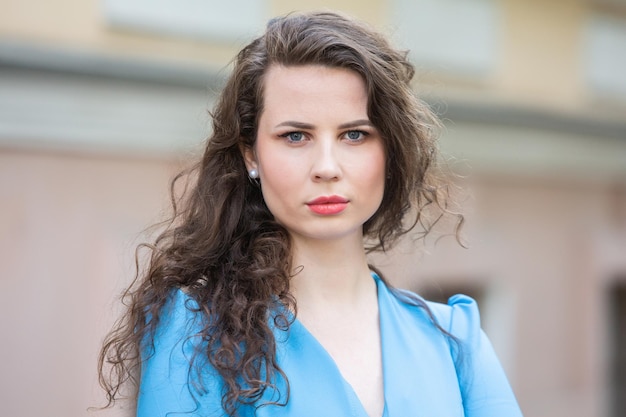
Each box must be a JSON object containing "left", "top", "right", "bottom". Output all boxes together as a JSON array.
[{"left": 244, "top": 64, "right": 386, "bottom": 245}]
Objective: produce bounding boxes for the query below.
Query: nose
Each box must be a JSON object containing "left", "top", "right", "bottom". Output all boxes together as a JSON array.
[{"left": 311, "top": 137, "right": 342, "bottom": 182}]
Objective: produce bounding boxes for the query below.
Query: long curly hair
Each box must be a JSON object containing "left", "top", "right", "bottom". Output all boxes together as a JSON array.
[{"left": 98, "top": 11, "right": 461, "bottom": 416}]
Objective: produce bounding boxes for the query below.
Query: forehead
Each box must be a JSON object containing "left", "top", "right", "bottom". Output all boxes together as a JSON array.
[{"left": 259, "top": 64, "right": 369, "bottom": 121}]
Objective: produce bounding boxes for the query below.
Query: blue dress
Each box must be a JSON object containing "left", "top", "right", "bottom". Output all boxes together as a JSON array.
[{"left": 137, "top": 274, "right": 523, "bottom": 416}]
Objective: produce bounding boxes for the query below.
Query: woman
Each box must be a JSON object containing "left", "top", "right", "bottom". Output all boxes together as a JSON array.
[{"left": 99, "top": 11, "right": 523, "bottom": 417}]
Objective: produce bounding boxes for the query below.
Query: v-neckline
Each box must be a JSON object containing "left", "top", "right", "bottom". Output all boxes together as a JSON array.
[{"left": 288, "top": 273, "right": 388, "bottom": 417}]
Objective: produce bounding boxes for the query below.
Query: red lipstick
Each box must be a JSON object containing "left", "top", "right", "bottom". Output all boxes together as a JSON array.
[{"left": 306, "top": 195, "right": 349, "bottom": 215}]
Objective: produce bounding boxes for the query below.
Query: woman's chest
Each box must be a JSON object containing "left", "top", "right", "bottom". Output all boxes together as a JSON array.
[
  {"left": 315, "top": 325, "right": 385, "bottom": 417},
  {"left": 251, "top": 315, "right": 464, "bottom": 417}
]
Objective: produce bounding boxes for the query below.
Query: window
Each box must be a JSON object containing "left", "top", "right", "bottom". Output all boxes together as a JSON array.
[
  {"left": 608, "top": 281, "right": 626, "bottom": 417},
  {"left": 391, "top": 0, "right": 499, "bottom": 76},
  {"left": 103, "top": 0, "right": 268, "bottom": 42},
  {"left": 417, "top": 281, "right": 485, "bottom": 307},
  {"left": 585, "top": 14, "right": 626, "bottom": 99}
]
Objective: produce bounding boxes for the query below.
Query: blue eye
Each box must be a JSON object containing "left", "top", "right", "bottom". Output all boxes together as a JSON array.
[
  {"left": 284, "top": 132, "right": 304, "bottom": 142},
  {"left": 345, "top": 130, "right": 366, "bottom": 142}
]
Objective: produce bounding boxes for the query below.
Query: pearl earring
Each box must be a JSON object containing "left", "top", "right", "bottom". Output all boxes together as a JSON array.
[{"left": 248, "top": 169, "right": 259, "bottom": 179}]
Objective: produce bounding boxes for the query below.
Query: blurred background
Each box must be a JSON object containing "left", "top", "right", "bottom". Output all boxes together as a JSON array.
[{"left": 1, "top": 0, "right": 625, "bottom": 416}]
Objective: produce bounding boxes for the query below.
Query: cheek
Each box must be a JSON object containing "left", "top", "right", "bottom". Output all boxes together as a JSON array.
[
  {"left": 256, "top": 151, "right": 303, "bottom": 212},
  {"left": 368, "top": 168, "right": 387, "bottom": 203},
  {"left": 360, "top": 147, "right": 386, "bottom": 191},
  {"left": 260, "top": 155, "right": 299, "bottom": 189}
]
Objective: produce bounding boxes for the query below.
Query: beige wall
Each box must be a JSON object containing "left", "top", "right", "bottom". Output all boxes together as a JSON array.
[
  {"left": 0, "top": 0, "right": 387, "bottom": 69},
  {"left": 0, "top": 0, "right": 621, "bottom": 110},
  {"left": 497, "top": 0, "right": 587, "bottom": 108},
  {"left": 0, "top": 149, "right": 179, "bottom": 416}
]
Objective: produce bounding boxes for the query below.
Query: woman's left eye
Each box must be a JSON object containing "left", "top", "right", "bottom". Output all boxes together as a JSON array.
[{"left": 344, "top": 130, "right": 367, "bottom": 142}]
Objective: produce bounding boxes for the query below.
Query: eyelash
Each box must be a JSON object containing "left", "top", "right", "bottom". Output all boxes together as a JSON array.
[{"left": 278, "top": 130, "right": 369, "bottom": 144}]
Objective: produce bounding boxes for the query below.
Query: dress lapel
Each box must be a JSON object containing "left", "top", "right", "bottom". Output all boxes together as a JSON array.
[{"left": 374, "top": 275, "right": 464, "bottom": 417}]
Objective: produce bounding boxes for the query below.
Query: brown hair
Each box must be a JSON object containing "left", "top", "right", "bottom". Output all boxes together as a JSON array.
[{"left": 99, "top": 10, "right": 460, "bottom": 416}]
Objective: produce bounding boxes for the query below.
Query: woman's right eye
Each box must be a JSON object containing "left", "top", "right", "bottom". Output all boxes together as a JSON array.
[{"left": 281, "top": 131, "right": 305, "bottom": 143}]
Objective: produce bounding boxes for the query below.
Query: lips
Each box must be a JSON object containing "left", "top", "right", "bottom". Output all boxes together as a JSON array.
[{"left": 306, "top": 195, "right": 349, "bottom": 215}]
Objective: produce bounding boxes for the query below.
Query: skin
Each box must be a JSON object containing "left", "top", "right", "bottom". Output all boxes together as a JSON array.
[{"left": 243, "top": 64, "right": 386, "bottom": 417}]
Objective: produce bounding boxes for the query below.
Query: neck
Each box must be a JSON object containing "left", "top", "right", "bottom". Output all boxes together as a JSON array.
[{"left": 289, "top": 234, "right": 375, "bottom": 311}]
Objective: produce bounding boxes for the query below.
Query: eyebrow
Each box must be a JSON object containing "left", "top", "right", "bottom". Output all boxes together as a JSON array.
[
  {"left": 275, "top": 121, "right": 315, "bottom": 130},
  {"left": 339, "top": 119, "right": 375, "bottom": 129},
  {"left": 274, "top": 119, "right": 374, "bottom": 129}
]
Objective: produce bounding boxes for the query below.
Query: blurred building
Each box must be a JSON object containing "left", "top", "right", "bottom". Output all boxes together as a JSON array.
[{"left": 1, "top": 1, "right": 625, "bottom": 416}]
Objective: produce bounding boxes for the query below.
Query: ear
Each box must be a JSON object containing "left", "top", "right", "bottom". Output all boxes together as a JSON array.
[{"left": 240, "top": 143, "right": 258, "bottom": 172}]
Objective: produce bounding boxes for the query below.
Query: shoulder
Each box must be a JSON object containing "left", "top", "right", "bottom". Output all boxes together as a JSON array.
[
  {"left": 393, "top": 287, "right": 523, "bottom": 415},
  {"left": 149, "top": 288, "right": 204, "bottom": 348},
  {"left": 427, "top": 294, "right": 481, "bottom": 342},
  {"left": 389, "top": 285, "right": 481, "bottom": 341},
  {"left": 142, "top": 288, "right": 206, "bottom": 367},
  {"left": 163, "top": 288, "right": 202, "bottom": 323},
  {"left": 384, "top": 285, "right": 490, "bottom": 364},
  {"left": 138, "top": 289, "right": 224, "bottom": 416},
  {"left": 378, "top": 279, "right": 523, "bottom": 415}
]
